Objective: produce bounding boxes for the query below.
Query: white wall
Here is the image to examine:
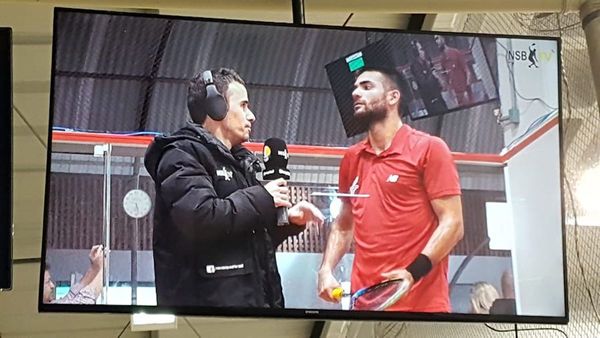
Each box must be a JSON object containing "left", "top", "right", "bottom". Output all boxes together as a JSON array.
[
  {"left": 494, "top": 35, "right": 565, "bottom": 318},
  {"left": 504, "top": 126, "right": 565, "bottom": 316}
]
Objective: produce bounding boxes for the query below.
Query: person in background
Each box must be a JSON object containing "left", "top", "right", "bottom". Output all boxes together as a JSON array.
[
  {"left": 470, "top": 281, "right": 500, "bottom": 314},
  {"left": 43, "top": 244, "right": 104, "bottom": 304},
  {"left": 434, "top": 35, "right": 474, "bottom": 106},
  {"left": 408, "top": 39, "right": 448, "bottom": 115}
]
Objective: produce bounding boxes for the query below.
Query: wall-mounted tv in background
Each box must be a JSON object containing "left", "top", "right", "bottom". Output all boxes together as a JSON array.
[
  {"left": 40, "top": 8, "right": 566, "bottom": 324},
  {"left": 0, "top": 27, "right": 12, "bottom": 291}
]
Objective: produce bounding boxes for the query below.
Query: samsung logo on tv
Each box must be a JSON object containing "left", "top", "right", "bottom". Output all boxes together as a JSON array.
[
  {"left": 305, "top": 310, "right": 320, "bottom": 314},
  {"left": 507, "top": 43, "right": 555, "bottom": 68}
]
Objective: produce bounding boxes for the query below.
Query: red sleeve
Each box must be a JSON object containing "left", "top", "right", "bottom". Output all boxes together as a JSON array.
[
  {"left": 338, "top": 151, "right": 352, "bottom": 203},
  {"left": 338, "top": 151, "right": 351, "bottom": 193},
  {"left": 423, "top": 137, "right": 461, "bottom": 200}
]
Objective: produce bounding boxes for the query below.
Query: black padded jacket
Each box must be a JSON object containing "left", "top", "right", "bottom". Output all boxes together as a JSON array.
[{"left": 144, "top": 123, "right": 300, "bottom": 308}]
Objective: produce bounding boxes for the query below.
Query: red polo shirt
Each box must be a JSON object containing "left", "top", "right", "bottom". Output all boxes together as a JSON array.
[
  {"left": 441, "top": 47, "right": 469, "bottom": 93},
  {"left": 339, "top": 124, "right": 461, "bottom": 312}
]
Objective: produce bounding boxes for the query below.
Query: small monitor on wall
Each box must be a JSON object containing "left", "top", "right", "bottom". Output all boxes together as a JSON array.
[{"left": 40, "top": 8, "right": 566, "bottom": 324}]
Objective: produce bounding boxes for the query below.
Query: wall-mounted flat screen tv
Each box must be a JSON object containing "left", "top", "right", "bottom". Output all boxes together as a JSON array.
[{"left": 40, "top": 8, "right": 566, "bottom": 324}]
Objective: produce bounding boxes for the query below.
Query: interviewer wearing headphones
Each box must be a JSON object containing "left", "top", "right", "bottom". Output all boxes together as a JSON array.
[{"left": 144, "top": 68, "right": 323, "bottom": 308}]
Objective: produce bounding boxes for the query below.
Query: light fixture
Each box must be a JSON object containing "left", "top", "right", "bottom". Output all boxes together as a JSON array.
[
  {"left": 131, "top": 313, "right": 177, "bottom": 332},
  {"left": 574, "top": 164, "right": 600, "bottom": 226}
]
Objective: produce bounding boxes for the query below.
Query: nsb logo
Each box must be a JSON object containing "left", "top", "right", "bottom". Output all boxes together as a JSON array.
[{"left": 507, "top": 43, "right": 555, "bottom": 68}]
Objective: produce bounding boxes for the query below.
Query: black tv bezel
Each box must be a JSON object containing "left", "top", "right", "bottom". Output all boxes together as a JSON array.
[
  {"left": 39, "top": 7, "right": 568, "bottom": 325},
  {"left": 0, "top": 27, "right": 13, "bottom": 292}
]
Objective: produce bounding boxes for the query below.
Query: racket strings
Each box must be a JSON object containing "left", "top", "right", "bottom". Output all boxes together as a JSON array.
[{"left": 351, "top": 279, "right": 408, "bottom": 310}]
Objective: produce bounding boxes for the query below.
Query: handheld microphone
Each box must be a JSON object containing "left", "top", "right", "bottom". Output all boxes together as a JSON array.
[{"left": 263, "top": 138, "right": 291, "bottom": 226}]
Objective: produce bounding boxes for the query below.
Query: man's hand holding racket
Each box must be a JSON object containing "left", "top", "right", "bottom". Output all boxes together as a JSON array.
[
  {"left": 319, "top": 275, "right": 412, "bottom": 310},
  {"left": 317, "top": 262, "right": 429, "bottom": 310},
  {"left": 380, "top": 268, "right": 415, "bottom": 291}
]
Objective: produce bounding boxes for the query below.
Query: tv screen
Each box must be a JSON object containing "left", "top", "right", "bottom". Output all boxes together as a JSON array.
[
  {"left": 325, "top": 34, "right": 499, "bottom": 136},
  {"left": 40, "top": 8, "right": 566, "bottom": 324},
  {"left": 0, "top": 27, "right": 12, "bottom": 291}
]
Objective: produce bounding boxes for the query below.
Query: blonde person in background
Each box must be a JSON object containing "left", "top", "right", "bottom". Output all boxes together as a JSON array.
[{"left": 470, "top": 281, "right": 500, "bottom": 314}]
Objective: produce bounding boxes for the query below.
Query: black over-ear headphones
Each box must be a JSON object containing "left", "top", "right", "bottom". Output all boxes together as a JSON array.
[{"left": 187, "top": 70, "right": 228, "bottom": 122}]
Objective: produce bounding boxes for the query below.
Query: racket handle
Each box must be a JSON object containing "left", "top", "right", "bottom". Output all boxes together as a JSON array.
[{"left": 331, "top": 287, "right": 344, "bottom": 300}]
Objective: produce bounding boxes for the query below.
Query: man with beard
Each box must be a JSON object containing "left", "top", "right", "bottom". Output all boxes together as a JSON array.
[{"left": 317, "top": 67, "right": 464, "bottom": 312}]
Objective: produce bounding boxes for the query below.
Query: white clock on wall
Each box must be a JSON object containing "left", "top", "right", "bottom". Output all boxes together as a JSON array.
[{"left": 122, "top": 189, "right": 152, "bottom": 219}]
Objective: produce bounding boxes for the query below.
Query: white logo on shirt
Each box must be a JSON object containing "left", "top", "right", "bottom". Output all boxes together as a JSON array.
[
  {"left": 349, "top": 176, "right": 360, "bottom": 195},
  {"left": 206, "top": 264, "right": 245, "bottom": 274},
  {"left": 386, "top": 174, "right": 399, "bottom": 183},
  {"left": 278, "top": 149, "right": 289, "bottom": 160},
  {"left": 216, "top": 167, "right": 233, "bottom": 181}
]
